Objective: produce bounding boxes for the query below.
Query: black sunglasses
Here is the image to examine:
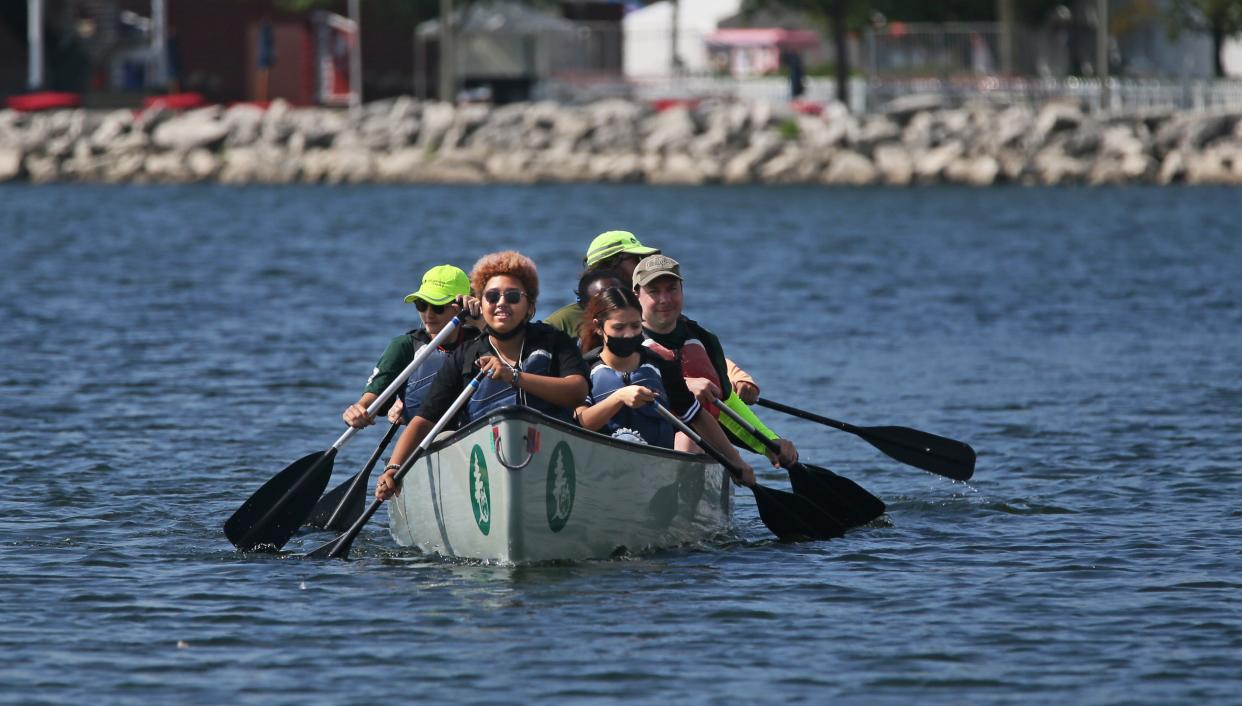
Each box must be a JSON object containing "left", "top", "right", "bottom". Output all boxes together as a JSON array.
[
  {"left": 414, "top": 300, "right": 450, "bottom": 314},
  {"left": 483, "top": 289, "right": 527, "bottom": 305}
]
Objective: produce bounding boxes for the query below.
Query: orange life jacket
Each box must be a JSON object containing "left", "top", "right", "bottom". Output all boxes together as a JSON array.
[{"left": 642, "top": 337, "right": 721, "bottom": 418}]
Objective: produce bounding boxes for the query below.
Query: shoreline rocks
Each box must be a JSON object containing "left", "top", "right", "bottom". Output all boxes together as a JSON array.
[{"left": 2, "top": 97, "right": 1242, "bottom": 186}]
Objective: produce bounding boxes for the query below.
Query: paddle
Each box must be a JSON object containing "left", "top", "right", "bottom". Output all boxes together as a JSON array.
[
  {"left": 715, "top": 402, "right": 885, "bottom": 529},
  {"left": 756, "top": 397, "right": 976, "bottom": 481},
  {"left": 305, "top": 370, "right": 488, "bottom": 560},
  {"left": 305, "top": 421, "right": 401, "bottom": 531},
  {"left": 652, "top": 402, "right": 845, "bottom": 541},
  {"left": 224, "top": 314, "right": 468, "bottom": 552}
]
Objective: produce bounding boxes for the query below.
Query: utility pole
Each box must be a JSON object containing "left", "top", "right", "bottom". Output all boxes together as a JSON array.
[
  {"left": 28, "top": 0, "right": 44, "bottom": 90},
  {"left": 1096, "top": 0, "right": 1109, "bottom": 110},
  {"left": 151, "top": 0, "right": 167, "bottom": 90},
  {"left": 349, "top": 0, "right": 363, "bottom": 113},
  {"left": 670, "top": 0, "right": 683, "bottom": 72},
  {"left": 997, "top": 0, "right": 1015, "bottom": 75},
  {"left": 439, "top": 0, "right": 455, "bottom": 101}
]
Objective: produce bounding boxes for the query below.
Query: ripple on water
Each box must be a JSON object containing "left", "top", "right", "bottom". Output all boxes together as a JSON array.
[{"left": 2, "top": 185, "right": 1242, "bottom": 705}]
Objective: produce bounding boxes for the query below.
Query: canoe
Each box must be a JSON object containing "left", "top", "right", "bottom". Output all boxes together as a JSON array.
[{"left": 388, "top": 405, "right": 733, "bottom": 562}]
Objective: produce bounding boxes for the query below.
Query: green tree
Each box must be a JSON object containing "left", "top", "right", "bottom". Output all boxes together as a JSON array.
[{"left": 1168, "top": 0, "right": 1242, "bottom": 76}]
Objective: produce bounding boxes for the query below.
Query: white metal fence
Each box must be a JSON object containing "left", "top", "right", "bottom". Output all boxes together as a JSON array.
[{"left": 539, "top": 73, "right": 1242, "bottom": 114}]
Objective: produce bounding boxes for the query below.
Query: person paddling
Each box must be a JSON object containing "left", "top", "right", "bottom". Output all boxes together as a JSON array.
[
  {"left": 632, "top": 255, "right": 798, "bottom": 468},
  {"left": 545, "top": 268, "right": 625, "bottom": 339},
  {"left": 544, "top": 229, "right": 657, "bottom": 338},
  {"left": 377, "top": 251, "right": 589, "bottom": 501},
  {"left": 341, "top": 265, "right": 472, "bottom": 429},
  {"left": 546, "top": 230, "right": 762, "bottom": 403},
  {"left": 573, "top": 287, "right": 757, "bottom": 485}
]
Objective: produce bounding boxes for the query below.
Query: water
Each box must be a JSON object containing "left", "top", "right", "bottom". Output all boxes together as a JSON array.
[{"left": 1, "top": 184, "right": 1239, "bottom": 705}]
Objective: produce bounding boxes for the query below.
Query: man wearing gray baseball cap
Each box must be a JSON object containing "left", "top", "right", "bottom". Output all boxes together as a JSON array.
[{"left": 632, "top": 255, "right": 799, "bottom": 470}]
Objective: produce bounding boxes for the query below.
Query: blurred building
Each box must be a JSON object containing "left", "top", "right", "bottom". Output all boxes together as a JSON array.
[
  {"left": 415, "top": 1, "right": 622, "bottom": 102},
  {"left": 623, "top": 0, "right": 741, "bottom": 77}
]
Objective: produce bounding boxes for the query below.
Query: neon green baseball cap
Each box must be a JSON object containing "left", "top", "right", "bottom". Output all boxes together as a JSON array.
[
  {"left": 404, "top": 264, "right": 471, "bottom": 305},
  {"left": 584, "top": 230, "right": 660, "bottom": 268}
]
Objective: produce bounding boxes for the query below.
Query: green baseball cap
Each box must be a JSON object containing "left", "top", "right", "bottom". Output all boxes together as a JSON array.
[
  {"left": 584, "top": 230, "right": 660, "bottom": 268},
  {"left": 404, "top": 264, "right": 470, "bottom": 305}
]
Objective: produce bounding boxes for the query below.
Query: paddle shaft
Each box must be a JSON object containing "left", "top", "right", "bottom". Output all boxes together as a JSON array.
[
  {"left": 756, "top": 397, "right": 856, "bottom": 435},
  {"left": 653, "top": 402, "right": 846, "bottom": 540},
  {"left": 755, "top": 397, "right": 976, "bottom": 481},
  {"left": 227, "top": 315, "right": 466, "bottom": 550},
  {"left": 332, "top": 314, "right": 468, "bottom": 451},
  {"left": 322, "top": 421, "right": 401, "bottom": 529},
  {"left": 715, "top": 402, "right": 785, "bottom": 458},
  {"left": 307, "top": 370, "right": 487, "bottom": 559},
  {"left": 652, "top": 403, "right": 744, "bottom": 482},
  {"left": 716, "top": 401, "right": 886, "bottom": 526}
]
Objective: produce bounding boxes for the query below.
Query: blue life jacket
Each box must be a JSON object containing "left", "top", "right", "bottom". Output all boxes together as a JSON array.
[
  {"left": 586, "top": 359, "right": 674, "bottom": 448},
  {"left": 465, "top": 347, "right": 573, "bottom": 423},
  {"left": 398, "top": 341, "right": 448, "bottom": 422}
]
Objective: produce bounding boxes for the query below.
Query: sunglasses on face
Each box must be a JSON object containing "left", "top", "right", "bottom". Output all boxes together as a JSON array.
[
  {"left": 414, "top": 300, "right": 450, "bottom": 314},
  {"left": 483, "top": 289, "right": 527, "bottom": 305}
]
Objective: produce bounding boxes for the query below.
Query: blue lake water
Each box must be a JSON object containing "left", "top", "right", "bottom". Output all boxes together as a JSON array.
[{"left": 1, "top": 183, "right": 1239, "bottom": 705}]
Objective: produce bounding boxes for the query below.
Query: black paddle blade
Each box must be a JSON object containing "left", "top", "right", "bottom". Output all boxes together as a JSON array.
[
  {"left": 224, "top": 449, "right": 336, "bottom": 551},
  {"left": 304, "top": 470, "right": 368, "bottom": 531},
  {"left": 304, "top": 530, "right": 352, "bottom": 560},
  {"left": 303, "top": 496, "right": 383, "bottom": 560},
  {"left": 750, "top": 483, "right": 846, "bottom": 541},
  {"left": 788, "top": 463, "right": 886, "bottom": 529},
  {"left": 305, "top": 422, "right": 400, "bottom": 531},
  {"left": 859, "top": 426, "right": 976, "bottom": 481}
]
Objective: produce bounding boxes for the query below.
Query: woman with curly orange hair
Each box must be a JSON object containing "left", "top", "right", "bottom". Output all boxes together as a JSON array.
[{"left": 375, "top": 251, "right": 590, "bottom": 501}]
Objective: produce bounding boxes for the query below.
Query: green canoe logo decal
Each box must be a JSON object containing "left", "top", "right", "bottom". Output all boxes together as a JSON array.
[
  {"left": 546, "top": 441, "right": 575, "bottom": 533},
  {"left": 469, "top": 444, "right": 491, "bottom": 536}
]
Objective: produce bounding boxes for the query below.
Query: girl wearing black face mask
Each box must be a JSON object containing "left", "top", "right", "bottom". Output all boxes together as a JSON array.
[{"left": 575, "top": 288, "right": 697, "bottom": 448}]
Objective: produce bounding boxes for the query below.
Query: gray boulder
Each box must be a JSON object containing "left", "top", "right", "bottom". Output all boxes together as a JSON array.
[
  {"left": 881, "top": 94, "right": 952, "bottom": 124},
  {"left": 914, "top": 141, "right": 964, "bottom": 182},
  {"left": 648, "top": 152, "right": 708, "bottom": 185},
  {"left": 153, "top": 113, "right": 229, "bottom": 152},
  {"left": 0, "top": 147, "right": 24, "bottom": 181},
  {"left": 642, "top": 106, "right": 698, "bottom": 154},
  {"left": 758, "top": 146, "right": 820, "bottom": 184},
  {"left": 417, "top": 102, "right": 457, "bottom": 151},
  {"left": 376, "top": 148, "right": 428, "bottom": 182},
  {"left": 873, "top": 144, "right": 913, "bottom": 186},
  {"left": 1032, "top": 103, "right": 1085, "bottom": 147},
  {"left": 852, "top": 115, "right": 901, "bottom": 155},
  {"left": 588, "top": 152, "right": 644, "bottom": 183},
  {"left": 721, "top": 131, "right": 782, "bottom": 184},
  {"left": 144, "top": 151, "right": 194, "bottom": 182},
  {"left": 945, "top": 155, "right": 1000, "bottom": 186},
  {"left": 1158, "top": 150, "right": 1187, "bottom": 184},
  {"left": 23, "top": 153, "right": 59, "bottom": 183},
  {"left": 822, "top": 150, "right": 878, "bottom": 186},
  {"left": 1034, "top": 148, "right": 1089, "bottom": 185}
]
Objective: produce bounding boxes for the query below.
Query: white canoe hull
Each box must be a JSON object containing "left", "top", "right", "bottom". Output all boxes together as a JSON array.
[{"left": 389, "top": 406, "right": 733, "bottom": 562}]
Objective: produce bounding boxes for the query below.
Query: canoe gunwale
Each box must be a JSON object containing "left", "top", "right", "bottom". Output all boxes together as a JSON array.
[{"left": 425, "top": 404, "right": 714, "bottom": 466}]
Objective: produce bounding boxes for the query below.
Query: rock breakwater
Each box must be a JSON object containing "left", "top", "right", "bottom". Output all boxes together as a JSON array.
[{"left": 3, "top": 95, "right": 1242, "bottom": 186}]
